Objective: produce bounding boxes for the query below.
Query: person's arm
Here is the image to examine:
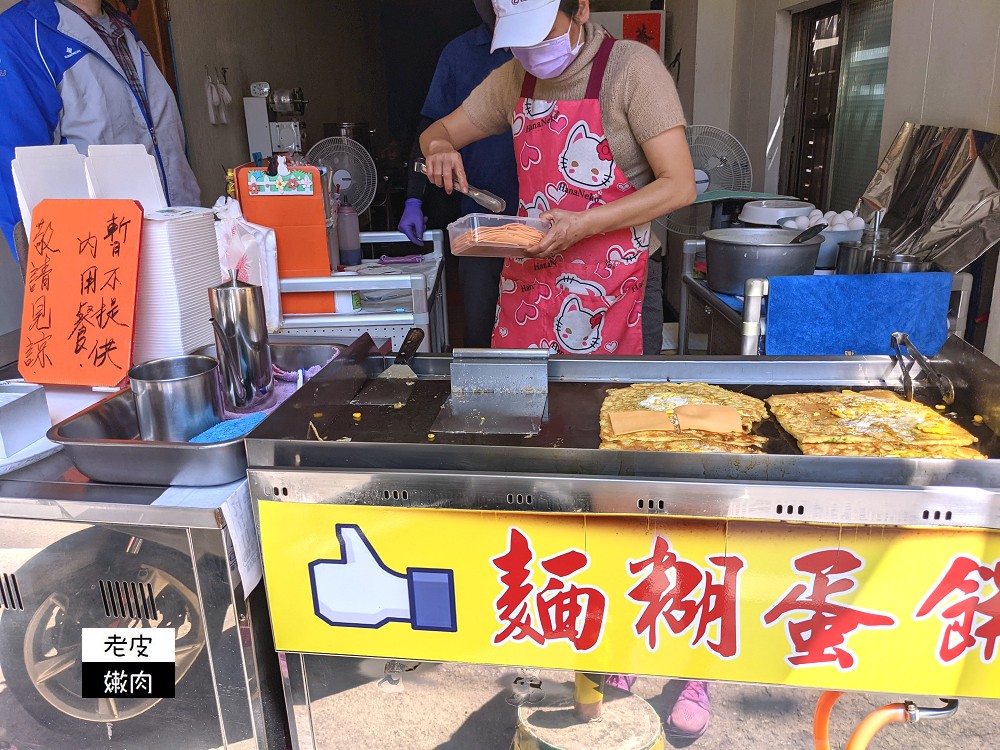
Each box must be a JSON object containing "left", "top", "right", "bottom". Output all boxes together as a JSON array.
[
  {"left": 419, "top": 107, "right": 494, "bottom": 196},
  {"left": 398, "top": 117, "right": 434, "bottom": 245},
  {"left": 420, "top": 60, "right": 518, "bottom": 196},
  {"left": 406, "top": 117, "right": 434, "bottom": 201},
  {"left": 0, "top": 31, "right": 63, "bottom": 255},
  {"left": 526, "top": 125, "right": 696, "bottom": 258}
]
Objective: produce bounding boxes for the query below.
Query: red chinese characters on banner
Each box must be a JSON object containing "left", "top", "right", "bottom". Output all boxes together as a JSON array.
[
  {"left": 914, "top": 555, "right": 1000, "bottom": 664},
  {"left": 490, "top": 528, "right": 608, "bottom": 652},
  {"left": 762, "top": 549, "right": 898, "bottom": 669},
  {"left": 626, "top": 535, "right": 745, "bottom": 658}
]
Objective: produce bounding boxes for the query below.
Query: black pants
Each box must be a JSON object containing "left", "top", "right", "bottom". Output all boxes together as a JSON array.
[
  {"left": 642, "top": 254, "right": 664, "bottom": 355},
  {"left": 459, "top": 256, "right": 505, "bottom": 348}
]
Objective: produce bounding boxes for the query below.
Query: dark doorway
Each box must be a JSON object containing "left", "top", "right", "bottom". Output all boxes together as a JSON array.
[{"left": 780, "top": 2, "right": 843, "bottom": 208}]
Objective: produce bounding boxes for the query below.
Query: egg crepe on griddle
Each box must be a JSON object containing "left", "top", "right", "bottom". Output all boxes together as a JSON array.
[
  {"left": 766, "top": 389, "right": 983, "bottom": 458},
  {"left": 800, "top": 442, "right": 985, "bottom": 460},
  {"left": 599, "top": 382, "right": 767, "bottom": 453}
]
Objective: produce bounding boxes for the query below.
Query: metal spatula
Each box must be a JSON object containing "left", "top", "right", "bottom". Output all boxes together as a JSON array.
[{"left": 351, "top": 328, "right": 425, "bottom": 406}]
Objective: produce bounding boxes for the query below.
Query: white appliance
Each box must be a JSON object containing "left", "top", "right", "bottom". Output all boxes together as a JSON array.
[
  {"left": 244, "top": 81, "right": 308, "bottom": 160},
  {"left": 591, "top": 9, "right": 667, "bottom": 58}
]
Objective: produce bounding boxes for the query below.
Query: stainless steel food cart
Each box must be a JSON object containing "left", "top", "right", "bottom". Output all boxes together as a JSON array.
[
  {"left": 0, "top": 339, "right": 357, "bottom": 749},
  {"left": 245, "top": 336, "right": 1000, "bottom": 750},
  {"left": 0, "top": 456, "right": 287, "bottom": 749}
]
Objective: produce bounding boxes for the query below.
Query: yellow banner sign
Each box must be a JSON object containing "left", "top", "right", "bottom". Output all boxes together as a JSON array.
[{"left": 258, "top": 502, "right": 1000, "bottom": 699}]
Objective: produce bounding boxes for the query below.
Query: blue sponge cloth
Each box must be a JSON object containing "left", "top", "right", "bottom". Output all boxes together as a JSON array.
[{"left": 189, "top": 413, "right": 268, "bottom": 443}]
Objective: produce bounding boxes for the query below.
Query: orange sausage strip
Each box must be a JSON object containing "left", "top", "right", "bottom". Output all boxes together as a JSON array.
[{"left": 452, "top": 222, "right": 547, "bottom": 254}]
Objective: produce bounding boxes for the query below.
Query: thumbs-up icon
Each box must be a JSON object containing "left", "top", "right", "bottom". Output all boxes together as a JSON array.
[{"left": 309, "top": 524, "right": 457, "bottom": 632}]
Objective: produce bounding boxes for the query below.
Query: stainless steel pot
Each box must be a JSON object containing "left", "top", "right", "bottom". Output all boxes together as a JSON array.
[
  {"left": 871, "top": 253, "right": 937, "bottom": 273},
  {"left": 703, "top": 228, "right": 822, "bottom": 294}
]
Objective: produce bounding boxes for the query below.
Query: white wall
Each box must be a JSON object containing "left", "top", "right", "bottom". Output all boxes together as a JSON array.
[
  {"left": 0, "top": 0, "right": 388, "bottom": 202},
  {"left": 691, "top": 0, "right": 736, "bottom": 129},
  {"left": 169, "top": 0, "right": 387, "bottom": 202},
  {"left": 880, "top": 0, "right": 1000, "bottom": 156},
  {"left": 728, "top": 0, "right": 793, "bottom": 193},
  {"left": 666, "top": 0, "right": 699, "bottom": 122}
]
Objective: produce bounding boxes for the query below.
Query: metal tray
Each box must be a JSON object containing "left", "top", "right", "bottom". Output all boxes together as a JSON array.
[{"left": 48, "top": 343, "right": 345, "bottom": 486}]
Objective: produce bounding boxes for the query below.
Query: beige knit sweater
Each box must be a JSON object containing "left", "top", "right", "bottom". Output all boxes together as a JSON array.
[{"left": 462, "top": 22, "right": 687, "bottom": 192}]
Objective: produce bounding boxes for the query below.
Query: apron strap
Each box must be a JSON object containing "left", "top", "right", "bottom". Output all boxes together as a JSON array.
[
  {"left": 520, "top": 70, "right": 537, "bottom": 99},
  {"left": 519, "top": 33, "right": 617, "bottom": 101},
  {"left": 585, "top": 34, "right": 616, "bottom": 100}
]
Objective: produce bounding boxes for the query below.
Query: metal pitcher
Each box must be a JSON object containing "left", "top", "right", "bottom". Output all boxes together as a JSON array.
[{"left": 209, "top": 271, "right": 273, "bottom": 408}]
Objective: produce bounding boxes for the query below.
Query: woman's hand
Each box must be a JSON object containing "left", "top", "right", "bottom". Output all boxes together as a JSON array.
[
  {"left": 523, "top": 209, "right": 596, "bottom": 258},
  {"left": 424, "top": 143, "right": 468, "bottom": 195}
]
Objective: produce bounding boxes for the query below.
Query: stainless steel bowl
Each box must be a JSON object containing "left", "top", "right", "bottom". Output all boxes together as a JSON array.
[
  {"left": 703, "top": 228, "right": 822, "bottom": 294},
  {"left": 871, "top": 253, "right": 937, "bottom": 273}
]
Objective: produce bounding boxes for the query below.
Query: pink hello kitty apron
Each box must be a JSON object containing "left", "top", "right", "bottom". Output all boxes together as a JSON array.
[{"left": 492, "top": 35, "right": 650, "bottom": 356}]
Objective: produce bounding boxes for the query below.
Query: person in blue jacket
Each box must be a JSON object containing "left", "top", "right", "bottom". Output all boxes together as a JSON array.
[
  {"left": 399, "top": 0, "right": 518, "bottom": 348},
  {"left": 0, "top": 0, "right": 201, "bottom": 257}
]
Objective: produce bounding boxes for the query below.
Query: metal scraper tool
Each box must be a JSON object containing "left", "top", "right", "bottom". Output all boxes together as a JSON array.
[
  {"left": 351, "top": 327, "right": 425, "bottom": 406},
  {"left": 413, "top": 159, "right": 506, "bottom": 213}
]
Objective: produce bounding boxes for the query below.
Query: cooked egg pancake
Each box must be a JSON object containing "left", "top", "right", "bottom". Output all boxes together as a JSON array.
[
  {"left": 767, "top": 389, "right": 978, "bottom": 456},
  {"left": 800, "top": 442, "right": 985, "bottom": 459},
  {"left": 599, "top": 382, "right": 767, "bottom": 453}
]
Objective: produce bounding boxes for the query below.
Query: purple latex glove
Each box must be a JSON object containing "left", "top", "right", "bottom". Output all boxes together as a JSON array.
[{"left": 399, "top": 198, "right": 425, "bottom": 246}]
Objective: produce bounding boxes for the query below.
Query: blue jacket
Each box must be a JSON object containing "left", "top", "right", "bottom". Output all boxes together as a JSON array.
[{"left": 0, "top": 0, "right": 201, "bottom": 255}]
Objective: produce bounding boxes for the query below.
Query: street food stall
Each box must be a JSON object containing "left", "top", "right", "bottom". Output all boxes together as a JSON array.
[
  {"left": 244, "top": 334, "right": 1000, "bottom": 750},
  {"left": 2, "top": 0, "right": 1000, "bottom": 744}
]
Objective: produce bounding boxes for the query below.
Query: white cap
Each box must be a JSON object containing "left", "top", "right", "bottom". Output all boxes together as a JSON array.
[{"left": 491, "top": 0, "right": 561, "bottom": 53}]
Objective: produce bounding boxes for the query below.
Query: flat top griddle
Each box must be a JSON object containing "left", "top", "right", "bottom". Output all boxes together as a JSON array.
[
  {"left": 257, "top": 379, "right": 1000, "bottom": 458},
  {"left": 247, "top": 336, "right": 1000, "bottom": 490}
]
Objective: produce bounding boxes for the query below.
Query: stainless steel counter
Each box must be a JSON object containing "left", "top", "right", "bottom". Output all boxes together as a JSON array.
[{"left": 0, "top": 451, "right": 288, "bottom": 750}]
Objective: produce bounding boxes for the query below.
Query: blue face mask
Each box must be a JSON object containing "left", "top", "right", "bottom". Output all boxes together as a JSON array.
[{"left": 512, "top": 21, "right": 584, "bottom": 79}]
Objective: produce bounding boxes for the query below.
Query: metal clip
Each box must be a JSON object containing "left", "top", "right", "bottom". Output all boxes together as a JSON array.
[{"left": 891, "top": 332, "right": 955, "bottom": 405}]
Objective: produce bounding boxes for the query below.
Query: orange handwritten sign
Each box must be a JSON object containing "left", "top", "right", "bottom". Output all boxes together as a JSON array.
[{"left": 19, "top": 199, "right": 143, "bottom": 387}]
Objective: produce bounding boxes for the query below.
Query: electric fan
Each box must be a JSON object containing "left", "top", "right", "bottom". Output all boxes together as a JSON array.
[
  {"left": 305, "top": 136, "right": 378, "bottom": 214},
  {"left": 657, "top": 125, "right": 752, "bottom": 236}
]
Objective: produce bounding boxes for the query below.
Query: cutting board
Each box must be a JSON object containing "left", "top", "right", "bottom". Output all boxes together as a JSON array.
[{"left": 18, "top": 199, "right": 143, "bottom": 387}]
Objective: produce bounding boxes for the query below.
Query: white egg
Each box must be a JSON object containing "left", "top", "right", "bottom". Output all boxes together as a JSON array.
[
  {"left": 823, "top": 211, "right": 837, "bottom": 221},
  {"left": 809, "top": 210, "right": 824, "bottom": 219},
  {"left": 848, "top": 216, "right": 866, "bottom": 230},
  {"left": 796, "top": 216, "right": 810, "bottom": 229},
  {"left": 809, "top": 217, "right": 823, "bottom": 227},
  {"left": 839, "top": 210, "right": 854, "bottom": 220}
]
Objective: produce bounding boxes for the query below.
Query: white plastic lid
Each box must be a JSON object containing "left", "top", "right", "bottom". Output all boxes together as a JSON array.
[{"left": 739, "top": 199, "right": 814, "bottom": 226}]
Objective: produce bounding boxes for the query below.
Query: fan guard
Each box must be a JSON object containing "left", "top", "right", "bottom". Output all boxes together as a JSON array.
[
  {"left": 658, "top": 125, "right": 752, "bottom": 236},
  {"left": 305, "top": 136, "right": 378, "bottom": 214}
]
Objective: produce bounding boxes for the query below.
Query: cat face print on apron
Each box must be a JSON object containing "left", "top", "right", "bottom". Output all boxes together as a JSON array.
[{"left": 492, "top": 35, "right": 650, "bottom": 356}]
